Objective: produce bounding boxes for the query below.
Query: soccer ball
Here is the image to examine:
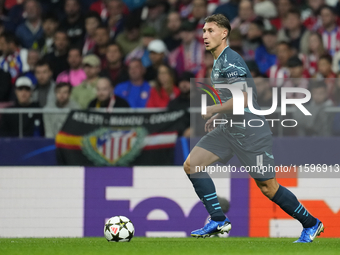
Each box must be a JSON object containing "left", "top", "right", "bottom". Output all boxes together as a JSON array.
[{"left": 104, "top": 216, "right": 135, "bottom": 242}]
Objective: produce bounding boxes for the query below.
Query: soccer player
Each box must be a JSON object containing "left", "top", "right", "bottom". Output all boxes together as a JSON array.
[{"left": 183, "top": 14, "right": 324, "bottom": 243}]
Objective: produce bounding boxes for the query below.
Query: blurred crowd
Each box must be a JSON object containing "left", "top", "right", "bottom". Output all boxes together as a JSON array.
[{"left": 0, "top": 0, "right": 340, "bottom": 138}]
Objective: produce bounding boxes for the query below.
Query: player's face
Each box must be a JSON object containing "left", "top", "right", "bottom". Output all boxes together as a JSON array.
[{"left": 203, "top": 22, "right": 227, "bottom": 52}]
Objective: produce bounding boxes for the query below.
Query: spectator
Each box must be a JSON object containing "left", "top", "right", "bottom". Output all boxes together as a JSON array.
[
  {"left": 246, "top": 60, "right": 261, "bottom": 78},
  {"left": 0, "top": 32, "right": 29, "bottom": 83},
  {"left": 43, "top": 30, "right": 70, "bottom": 79},
  {"left": 169, "top": 20, "right": 205, "bottom": 76},
  {"left": 15, "top": 0, "right": 43, "bottom": 49},
  {"left": 293, "top": 81, "right": 333, "bottom": 136},
  {"left": 300, "top": 32, "right": 326, "bottom": 77},
  {"left": 178, "top": 0, "right": 193, "bottom": 19},
  {"left": 145, "top": 39, "right": 168, "bottom": 82},
  {"left": 146, "top": 64, "right": 180, "bottom": 108},
  {"left": 243, "top": 18, "right": 264, "bottom": 61},
  {"left": 270, "top": 0, "right": 293, "bottom": 30},
  {"left": 143, "top": 0, "right": 168, "bottom": 39},
  {"left": 0, "top": 77, "right": 44, "bottom": 137},
  {"left": 35, "top": 13, "right": 59, "bottom": 55},
  {"left": 125, "top": 26, "right": 157, "bottom": 67},
  {"left": 168, "top": 71, "right": 193, "bottom": 137},
  {"left": 32, "top": 60, "right": 56, "bottom": 107},
  {"left": 163, "top": 11, "right": 182, "bottom": 52},
  {"left": 255, "top": 26, "right": 277, "bottom": 75},
  {"left": 268, "top": 41, "right": 292, "bottom": 87},
  {"left": 196, "top": 50, "right": 214, "bottom": 79},
  {"left": 106, "top": 0, "right": 125, "bottom": 40},
  {"left": 114, "top": 59, "right": 151, "bottom": 108},
  {"left": 59, "top": 0, "right": 85, "bottom": 46},
  {"left": 82, "top": 11, "right": 101, "bottom": 55},
  {"left": 213, "top": 0, "right": 239, "bottom": 23},
  {"left": 230, "top": 0, "right": 256, "bottom": 36},
  {"left": 228, "top": 29, "right": 244, "bottom": 57},
  {"left": 88, "top": 77, "right": 129, "bottom": 109},
  {"left": 89, "top": 25, "right": 110, "bottom": 67},
  {"left": 318, "top": 5, "right": 340, "bottom": 57},
  {"left": 191, "top": 0, "right": 208, "bottom": 43},
  {"left": 56, "top": 47, "right": 86, "bottom": 87},
  {"left": 303, "top": 0, "right": 324, "bottom": 31},
  {"left": 0, "top": 69, "right": 12, "bottom": 102},
  {"left": 23, "top": 49, "right": 40, "bottom": 85},
  {"left": 116, "top": 17, "right": 142, "bottom": 56},
  {"left": 254, "top": 76, "right": 273, "bottom": 107},
  {"left": 283, "top": 56, "right": 309, "bottom": 99},
  {"left": 168, "top": 71, "right": 193, "bottom": 111},
  {"left": 90, "top": 0, "right": 109, "bottom": 20},
  {"left": 43, "top": 82, "right": 79, "bottom": 138},
  {"left": 253, "top": 0, "right": 277, "bottom": 20},
  {"left": 71, "top": 54, "right": 101, "bottom": 109},
  {"left": 315, "top": 54, "right": 336, "bottom": 99},
  {"left": 278, "top": 9, "right": 310, "bottom": 54},
  {"left": 102, "top": 43, "right": 129, "bottom": 87}
]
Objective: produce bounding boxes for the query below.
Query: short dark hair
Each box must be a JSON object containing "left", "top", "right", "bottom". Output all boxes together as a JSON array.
[
  {"left": 107, "top": 42, "right": 123, "bottom": 54},
  {"left": 204, "top": 14, "right": 231, "bottom": 38},
  {"left": 129, "top": 58, "right": 143, "bottom": 66},
  {"left": 85, "top": 11, "right": 102, "bottom": 25},
  {"left": 55, "top": 82, "right": 72, "bottom": 93},
  {"left": 286, "top": 8, "right": 301, "bottom": 18},
  {"left": 320, "top": 5, "right": 337, "bottom": 15},
  {"left": 277, "top": 41, "right": 291, "bottom": 49},
  {"left": 96, "top": 25, "right": 109, "bottom": 33},
  {"left": 0, "top": 32, "right": 20, "bottom": 46},
  {"left": 54, "top": 29, "right": 69, "bottom": 38},
  {"left": 319, "top": 53, "right": 332, "bottom": 64},
  {"left": 36, "top": 59, "right": 51, "bottom": 70},
  {"left": 42, "top": 12, "right": 58, "bottom": 23},
  {"left": 310, "top": 80, "right": 327, "bottom": 91},
  {"left": 68, "top": 46, "right": 82, "bottom": 56}
]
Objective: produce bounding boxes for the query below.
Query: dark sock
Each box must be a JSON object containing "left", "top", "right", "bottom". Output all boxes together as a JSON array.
[
  {"left": 271, "top": 185, "right": 317, "bottom": 228},
  {"left": 187, "top": 172, "right": 226, "bottom": 221}
]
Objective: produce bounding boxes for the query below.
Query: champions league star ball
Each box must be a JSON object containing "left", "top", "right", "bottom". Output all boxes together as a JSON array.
[{"left": 104, "top": 216, "right": 135, "bottom": 242}]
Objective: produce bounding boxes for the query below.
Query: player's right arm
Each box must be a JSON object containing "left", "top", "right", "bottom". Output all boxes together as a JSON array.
[{"left": 204, "top": 113, "right": 222, "bottom": 132}]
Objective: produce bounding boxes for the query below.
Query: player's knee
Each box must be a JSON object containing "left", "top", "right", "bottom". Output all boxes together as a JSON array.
[
  {"left": 256, "top": 181, "right": 273, "bottom": 198},
  {"left": 183, "top": 160, "right": 191, "bottom": 174}
]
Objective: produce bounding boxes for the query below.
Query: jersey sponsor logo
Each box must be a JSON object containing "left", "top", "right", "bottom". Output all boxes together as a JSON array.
[{"left": 226, "top": 71, "right": 238, "bottom": 78}]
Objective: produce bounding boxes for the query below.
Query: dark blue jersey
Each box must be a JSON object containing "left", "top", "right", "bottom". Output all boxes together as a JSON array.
[{"left": 211, "top": 46, "right": 272, "bottom": 142}]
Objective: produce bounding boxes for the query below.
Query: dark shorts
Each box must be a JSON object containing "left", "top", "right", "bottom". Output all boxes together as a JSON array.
[{"left": 196, "top": 127, "right": 276, "bottom": 181}]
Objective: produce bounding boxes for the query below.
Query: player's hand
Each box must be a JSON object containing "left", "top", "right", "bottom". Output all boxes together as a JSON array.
[
  {"left": 201, "top": 106, "right": 214, "bottom": 120},
  {"left": 205, "top": 118, "right": 215, "bottom": 132},
  {"left": 204, "top": 114, "right": 219, "bottom": 132}
]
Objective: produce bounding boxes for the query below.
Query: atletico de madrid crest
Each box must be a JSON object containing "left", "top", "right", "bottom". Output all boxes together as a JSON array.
[{"left": 81, "top": 127, "right": 148, "bottom": 166}]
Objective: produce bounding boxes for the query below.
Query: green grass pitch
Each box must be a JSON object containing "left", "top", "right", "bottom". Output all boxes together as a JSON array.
[{"left": 1, "top": 237, "right": 339, "bottom": 255}]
